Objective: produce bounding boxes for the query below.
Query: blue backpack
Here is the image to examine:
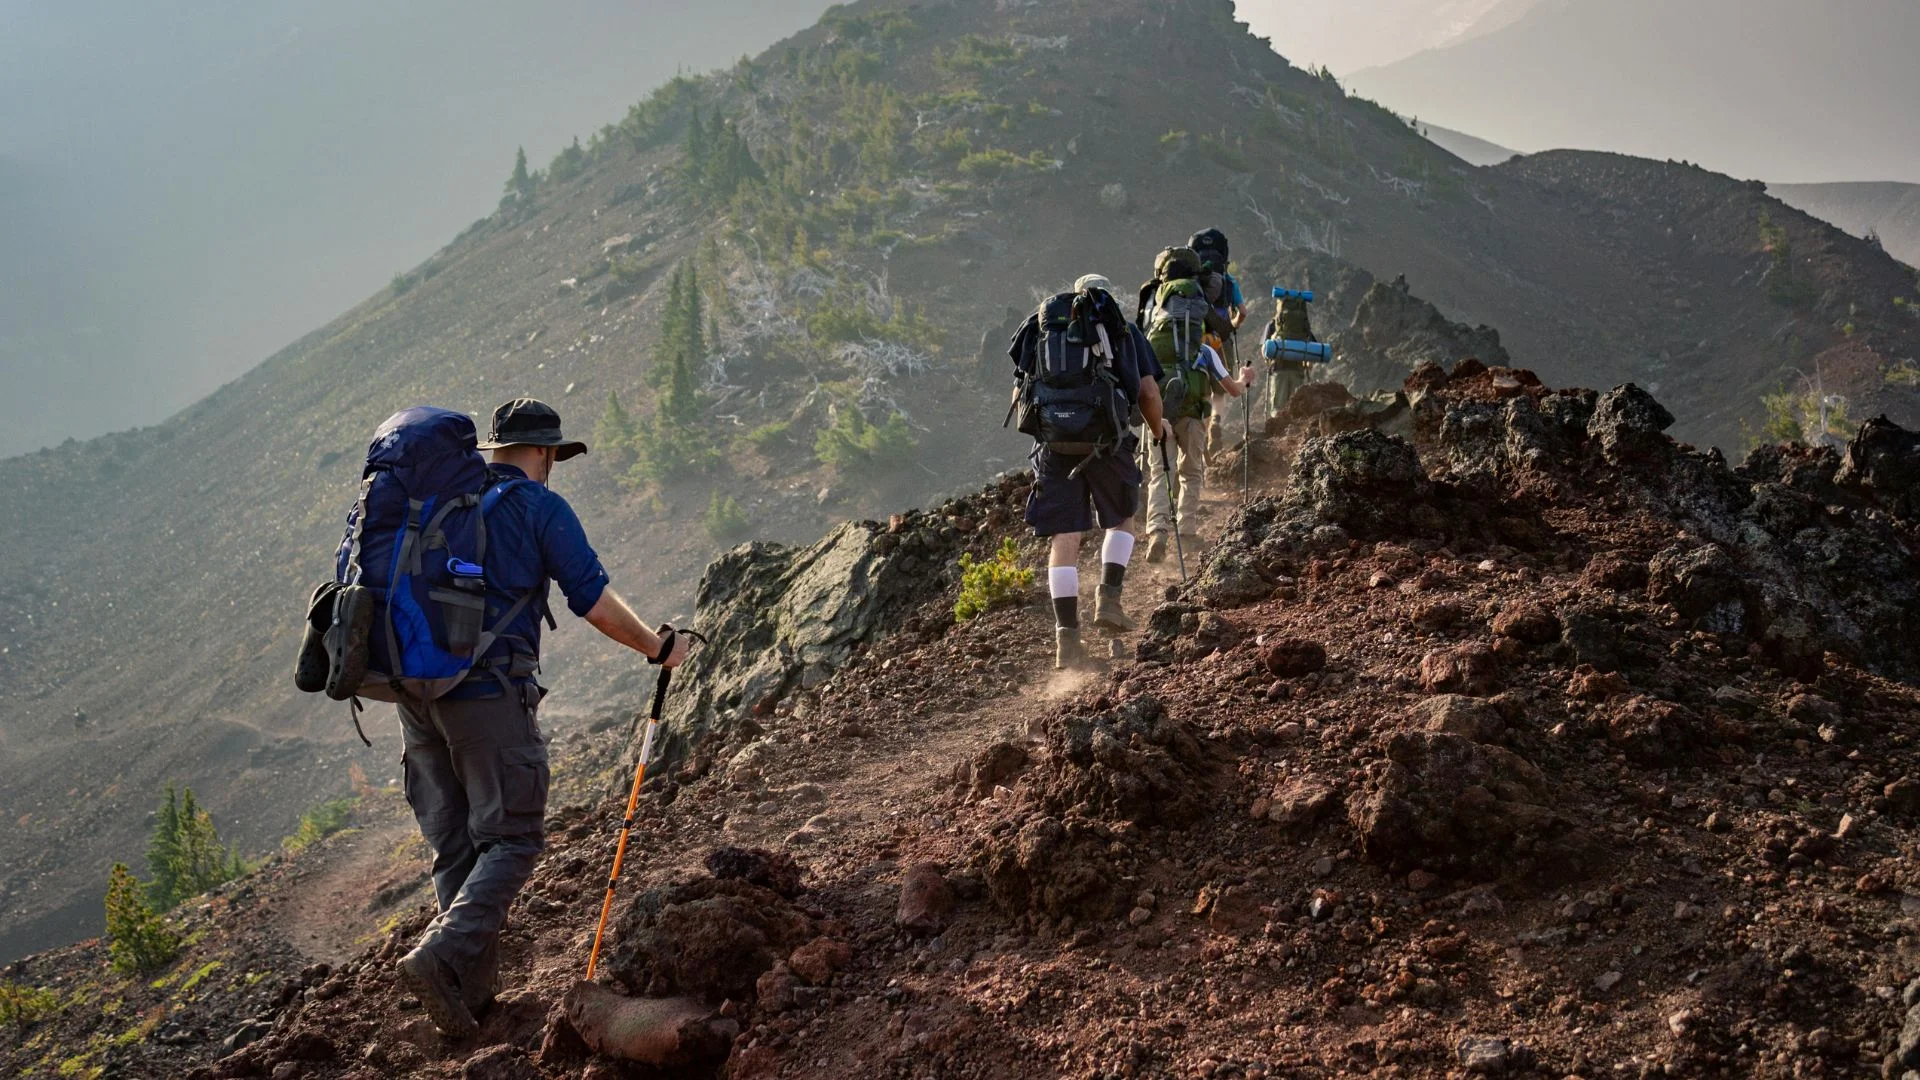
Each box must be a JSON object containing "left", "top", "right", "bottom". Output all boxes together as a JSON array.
[{"left": 312, "top": 407, "right": 538, "bottom": 713}]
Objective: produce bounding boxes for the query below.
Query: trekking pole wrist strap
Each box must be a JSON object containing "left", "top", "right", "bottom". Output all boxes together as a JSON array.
[{"left": 648, "top": 625, "right": 677, "bottom": 666}]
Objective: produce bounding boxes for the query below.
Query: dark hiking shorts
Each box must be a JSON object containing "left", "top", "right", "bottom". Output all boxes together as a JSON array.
[{"left": 1025, "top": 443, "right": 1142, "bottom": 536}]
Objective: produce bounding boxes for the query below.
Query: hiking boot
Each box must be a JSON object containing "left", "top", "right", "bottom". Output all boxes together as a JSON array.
[
  {"left": 1144, "top": 534, "right": 1169, "bottom": 564},
  {"left": 461, "top": 938, "right": 500, "bottom": 1017},
  {"left": 397, "top": 947, "right": 477, "bottom": 1040},
  {"left": 1055, "top": 628, "right": 1088, "bottom": 671},
  {"left": 1092, "top": 584, "right": 1136, "bottom": 633}
]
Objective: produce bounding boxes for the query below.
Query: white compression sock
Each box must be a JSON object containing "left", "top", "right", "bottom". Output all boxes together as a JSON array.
[
  {"left": 1101, "top": 530, "right": 1136, "bottom": 568},
  {"left": 1049, "top": 566, "right": 1080, "bottom": 598}
]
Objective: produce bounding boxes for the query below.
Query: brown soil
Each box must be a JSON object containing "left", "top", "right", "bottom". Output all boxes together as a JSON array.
[{"left": 13, "top": 365, "right": 1920, "bottom": 1080}]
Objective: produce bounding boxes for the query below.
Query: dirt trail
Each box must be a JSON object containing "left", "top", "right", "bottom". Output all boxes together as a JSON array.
[{"left": 264, "top": 804, "right": 429, "bottom": 964}]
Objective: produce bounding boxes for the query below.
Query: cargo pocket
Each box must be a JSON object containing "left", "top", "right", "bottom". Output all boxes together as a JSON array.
[{"left": 499, "top": 744, "right": 550, "bottom": 820}]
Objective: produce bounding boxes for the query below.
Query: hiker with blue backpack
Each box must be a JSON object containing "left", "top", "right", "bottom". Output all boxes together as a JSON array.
[
  {"left": 295, "top": 398, "right": 688, "bottom": 1038},
  {"left": 1134, "top": 246, "right": 1256, "bottom": 564},
  {"left": 1263, "top": 290, "right": 1324, "bottom": 419},
  {"left": 1007, "top": 275, "right": 1169, "bottom": 669}
]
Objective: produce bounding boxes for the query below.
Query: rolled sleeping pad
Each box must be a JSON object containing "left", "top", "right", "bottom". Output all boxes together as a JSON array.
[
  {"left": 1263, "top": 338, "right": 1332, "bottom": 364},
  {"left": 1271, "top": 288, "right": 1316, "bottom": 303}
]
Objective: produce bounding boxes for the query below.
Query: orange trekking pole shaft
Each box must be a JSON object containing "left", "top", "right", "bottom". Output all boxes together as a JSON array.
[{"left": 584, "top": 627, "right": 704, "bottom": 980}]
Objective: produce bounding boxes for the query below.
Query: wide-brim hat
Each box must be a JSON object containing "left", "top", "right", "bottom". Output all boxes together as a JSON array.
[{"left": 476, "top": 397, "right": 588, "bottom": 461}]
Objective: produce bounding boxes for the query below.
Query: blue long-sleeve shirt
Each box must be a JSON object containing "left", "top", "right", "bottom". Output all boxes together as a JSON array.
[{"left": 444, "top": 463, "right": 609, "bottom": 699}]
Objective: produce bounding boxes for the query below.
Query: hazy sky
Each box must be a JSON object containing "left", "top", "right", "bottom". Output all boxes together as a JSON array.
[
  {"left": 1236, "top": 0, "right": 1534, "bottom": 74},
  {"left": 1344, "top": 0, "right": 1920, "bottom": 185},
  {"left": 0, "top": 0, "right": 823, "bottom": 458}
]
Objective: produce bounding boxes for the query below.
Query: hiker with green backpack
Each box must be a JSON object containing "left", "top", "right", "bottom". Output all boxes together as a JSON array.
[
  {"left": 1006, "top": 275, "right": 1169, "bottom": 669},
  {"left": 1135, "top": 247, "right": 1256, "bottom": 563}
]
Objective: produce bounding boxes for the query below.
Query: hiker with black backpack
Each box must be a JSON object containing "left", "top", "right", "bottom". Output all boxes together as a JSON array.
[
  {"left": 295, "top": 398, "right": 689, "bottom": 1039},
  {"left": 1007, "top": 276, "right": 1169, "bottom": 669},
  {"left": 1135, "top": 247, "right": 1256, "bottom": 563},
  {"left": 1189, "top": 229, "right": 1249, "bottom": 454}
]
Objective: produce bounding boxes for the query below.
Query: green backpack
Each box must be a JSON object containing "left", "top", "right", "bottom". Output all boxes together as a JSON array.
[
  {"left": 1147, "top": 278, "right": 1216, "bottom": 419},
  {"left": 1274, "top": 298, "right": 1316, "bottom": 343}
]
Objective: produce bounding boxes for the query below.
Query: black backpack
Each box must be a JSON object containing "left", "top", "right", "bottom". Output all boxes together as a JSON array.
[
  {"left": 1008, "top": 288, "right": 1132, "bottom": 455},
  {"left": 1189, "top": 228, "right": 1229, "bottom": 269}
]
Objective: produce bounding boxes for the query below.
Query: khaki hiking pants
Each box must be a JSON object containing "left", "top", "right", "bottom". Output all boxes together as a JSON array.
[
  {"left": 1266, "top": 360, "right": 1309, "bottom": 421},
  {"left": 1205, "top": 335, "right": 1239, "bottom": 454},
  {"left": 1147, "top": 416, "right": 1208, "bottom": 537}
]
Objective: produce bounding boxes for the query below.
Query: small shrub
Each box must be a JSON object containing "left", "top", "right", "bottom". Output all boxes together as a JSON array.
[
  {"left": 704, "top": 492, "right": 751, "bottom": 542},
  {"left": 954, "top": 538, "right": 1034, "bottom": 622},
  {"left": 281, "top": 798, "right": 356, "bottom": 854},
  {"left": 105, "top": 864, "right": 180, "bottom": 975},
  {"left": 1886, "top": 361, "right": 1920, "bottom": 387},
  {"left": 745, "top": 419, "right": 793, "bottom": 452},
  {"left": 390, "top": 272, "right": 415, "bottom": 296},
  {"left": 178, "top": 961, "right": 223, "bottom": 994},
  {"left": 1758, "top": 385, "right": 1856, "bottom": 446},
  {"left": 936, "top": 35, "right": 1021, "bottom": 74},
  {"left": 957, "top": 149, "right": 1024, "bottom": 181},
  {"left": 0, "top": 980, "right": 61, "bottom": 1042},
  {"left": 1199, "top": 132, "right": 1251, "bottom": 172},
  {"left": 814, "top": 407, "right": 917, "bottom": 473}
]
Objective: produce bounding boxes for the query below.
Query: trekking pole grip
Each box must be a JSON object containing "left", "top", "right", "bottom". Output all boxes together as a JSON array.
[{"left": 649, "top": 668, "right": 673, "bottom": 721}]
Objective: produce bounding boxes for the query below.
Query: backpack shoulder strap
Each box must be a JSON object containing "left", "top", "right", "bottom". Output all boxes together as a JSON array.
[
  {"left": 473, "top": 475, "right": 547, "bottom": 641},
  {"left": 474, "top": 477, "right": 531, "bottom": 566}
]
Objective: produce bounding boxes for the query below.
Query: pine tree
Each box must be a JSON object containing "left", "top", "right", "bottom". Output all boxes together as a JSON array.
[
  {"left": 143, "top": 785, "right": 244, "bottom": 909},
  {"left": 146, "top": 785, "right": 183, "bottom": 909},
  {"left": 684, "top": 106, "right": 707, "bottom": 177},
  {"left": 505, "top": 146, "right": 537, "bottom": 204},
  {"left": 631, "top": 259, "right": 716, "bottom": 485},
  {"left": 105, "top": 863, "right": 179, "bottom": 975},
  {"left": 683, "top": 262, "right": 706, "bottom": 363},
  {"left": 594, "top": 391, "right": 639, "bottom": 474}
]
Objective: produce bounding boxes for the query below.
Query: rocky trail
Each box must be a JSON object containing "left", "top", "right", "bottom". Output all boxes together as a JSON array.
[{"left": 10, "top": 363, "right": 1920, "bottom": 1080}]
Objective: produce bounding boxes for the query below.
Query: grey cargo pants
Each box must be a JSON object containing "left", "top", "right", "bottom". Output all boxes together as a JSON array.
[{"left": 398, "top": 691, "right": 549, "bottom": 973}]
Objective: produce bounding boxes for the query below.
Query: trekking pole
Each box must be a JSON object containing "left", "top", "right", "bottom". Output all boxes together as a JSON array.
[
  {"left": 1157, "top": 438, "right": 1189, "bottom": 583},
  {"left": 1241, "top": 386, "right": 1252, "bottom": 506},
  {"left": 585, "top": 627, "right": 708, "bottom": 980}
]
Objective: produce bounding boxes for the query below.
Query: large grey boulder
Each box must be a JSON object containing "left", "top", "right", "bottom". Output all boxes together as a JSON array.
[{"left": 648, "top": 510, "right": 979, "bottom": 763}]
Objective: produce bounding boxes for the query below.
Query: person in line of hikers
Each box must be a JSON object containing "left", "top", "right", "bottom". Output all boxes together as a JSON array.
[
  {"left": 1007, "top": 275, "right": 1168, "bottom": 669},
  {"left": 1264, "top": 291, "right": 1319, "bottom": 420},
  {"left": 1134, "top": 246, "right": 1256, "bottom": 562},
  {"left": 1187, "top": 229, "right": 1249, "bottom": 454},
  {"left": 316, "top": 398, "right": 691, "bottom": 1038}
]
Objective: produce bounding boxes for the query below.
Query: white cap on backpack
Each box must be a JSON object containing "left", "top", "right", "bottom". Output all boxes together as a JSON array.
[{"left": 1074, "top": 274, "right": 1112, "bottom": 293}]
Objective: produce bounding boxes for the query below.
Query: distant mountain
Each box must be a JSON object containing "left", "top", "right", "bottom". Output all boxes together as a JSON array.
[
  {"left": 1417, "top": 122, "right": 1519, "bottom": 167},
  {"left": 1240, "top": 0, "right": 1538, "bottom": 74},
  {"left": 1346, "top": 0, "right": 1920, "bottom": 185},
  {"left": 1772, "top": 182, "right": 1920, "bottom": 268}
]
